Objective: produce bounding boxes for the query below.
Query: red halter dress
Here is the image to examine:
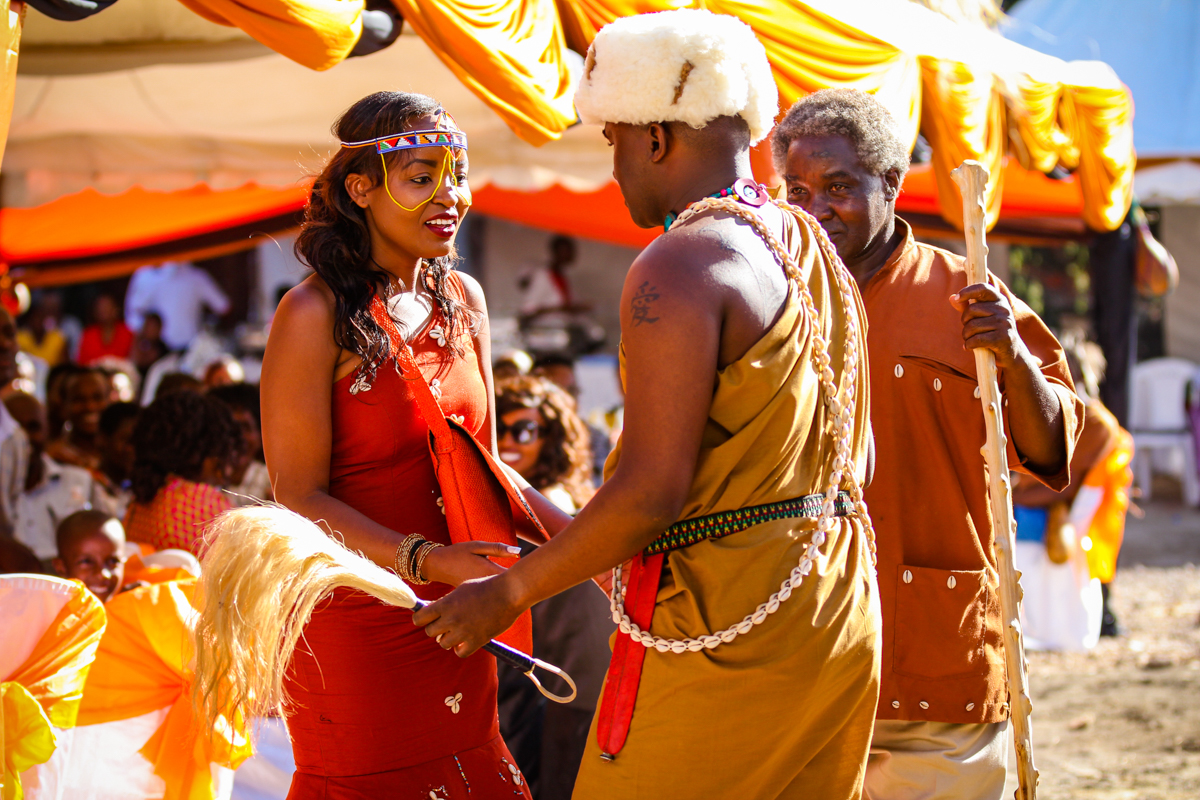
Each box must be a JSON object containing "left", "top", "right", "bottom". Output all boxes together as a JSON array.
[{"left": 283, "top": 275, "right": 531, "bottom": 799}]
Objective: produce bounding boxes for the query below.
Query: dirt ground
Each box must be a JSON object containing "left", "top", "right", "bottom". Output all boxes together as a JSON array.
[{"left": 1001, "top": 488, "right": 1200, "bottom": 800}]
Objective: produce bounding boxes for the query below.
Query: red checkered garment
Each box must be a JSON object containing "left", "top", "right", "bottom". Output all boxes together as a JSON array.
[{"left": 123, "top": 477, "right": 233, "bottom": 555}]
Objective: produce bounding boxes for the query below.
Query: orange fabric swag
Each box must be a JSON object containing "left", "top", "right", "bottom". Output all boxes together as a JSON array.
[{"left": 78, "top": 580, "right": 251, "bottom": 800}]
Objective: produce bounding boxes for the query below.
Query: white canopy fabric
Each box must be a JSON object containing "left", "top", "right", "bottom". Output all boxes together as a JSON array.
[
  {"left": 7, "top": 6, "right": 602, "bottom": 208},
  {"left": 7, "top": 0, "right": 1130, "bottom": 216}
]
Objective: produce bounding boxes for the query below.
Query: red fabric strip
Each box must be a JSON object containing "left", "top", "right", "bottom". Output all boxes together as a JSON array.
[{"left": 595, "top": 551, "right": 664, "bottom": 758}]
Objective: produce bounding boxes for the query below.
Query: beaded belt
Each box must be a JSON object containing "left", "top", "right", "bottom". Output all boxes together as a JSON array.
[{"left": 644, "top": 491, "right": 856, "bottom": 556}]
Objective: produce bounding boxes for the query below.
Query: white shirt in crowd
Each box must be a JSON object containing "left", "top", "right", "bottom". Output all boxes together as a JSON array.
[
  {"left": 126, "top": 262, "right": 231, "bottom": 350},
  {"left": 519, "top": 266, "right": 570, "bottom": 316},
  {"left": 15, "top": 456, "right": 96, "bottom": 560},
  {"left": 0, "top": 403, "right": 29, "bottom": 541}
]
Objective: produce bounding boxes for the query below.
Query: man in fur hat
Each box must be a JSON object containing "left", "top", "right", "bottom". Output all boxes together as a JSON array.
[{"left": 417, "top": 11, "right": 880, "bottom": 799}]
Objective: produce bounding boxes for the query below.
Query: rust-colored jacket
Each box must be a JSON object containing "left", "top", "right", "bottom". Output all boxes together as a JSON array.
[{"left": 863, "top": 219, "right": 1084, "bottom": 725}]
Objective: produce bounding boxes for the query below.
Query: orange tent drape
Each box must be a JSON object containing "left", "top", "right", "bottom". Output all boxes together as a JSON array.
[
  {"left": 0, "top": 183, "right": 310, "bottom": 265},
  {"left": 170, "top": 0, "right": 577, "bottom": 145},
  {"left": 0, "top": 163, "right": 1089, "bottom": 271},
  {"left": 0, "top": 182, "right": 655, "bottom": 266},
  {"left": 171, "top": 0, "right": 363, "bottom": 71}
]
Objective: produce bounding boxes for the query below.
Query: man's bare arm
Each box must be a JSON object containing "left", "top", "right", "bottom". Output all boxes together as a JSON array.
[{"left": 413, "top": 235, "right": 731, "bottom": 655}]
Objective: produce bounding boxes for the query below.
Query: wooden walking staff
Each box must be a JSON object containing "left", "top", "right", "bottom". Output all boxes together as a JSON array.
[{"left": 951, "top": 160, "right": 1040, "bottom": 800}]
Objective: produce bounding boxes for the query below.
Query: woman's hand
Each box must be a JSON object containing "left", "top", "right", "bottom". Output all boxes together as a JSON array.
[
  {"left": 412, "top": 573, "right": 523, "bottom": 657},
  {"left": 421, "top": 541, "right": 522, "bottom": 587}
]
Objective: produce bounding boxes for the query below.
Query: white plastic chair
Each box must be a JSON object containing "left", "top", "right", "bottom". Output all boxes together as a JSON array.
[{"left": 1129, "top": 357, "right": 1200, "bottom": 505}]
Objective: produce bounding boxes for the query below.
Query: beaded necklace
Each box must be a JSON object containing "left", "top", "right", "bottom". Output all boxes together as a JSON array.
[
  {"left": 662, "top": 177, "right": 770, "bottom": 231},
  {"left": 611, "top": 195, "right": 877, "bottom": 655}
]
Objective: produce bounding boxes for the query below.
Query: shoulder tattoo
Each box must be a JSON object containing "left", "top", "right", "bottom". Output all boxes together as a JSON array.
[{"left": 631, "top": 281, "right": 661, "bottom": 326}]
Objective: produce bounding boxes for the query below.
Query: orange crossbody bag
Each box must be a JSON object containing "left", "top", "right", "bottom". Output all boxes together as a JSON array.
[{"left": 369, "top": 294, "right": 543, "bottom": 652}]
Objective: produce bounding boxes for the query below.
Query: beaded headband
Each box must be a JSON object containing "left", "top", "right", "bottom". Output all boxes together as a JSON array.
[
  {"left": 340, "top": 128, "right": 468, "bottom": 155},
  {"left": 338, "top": 111, "right": 470, "bottom": 213}
]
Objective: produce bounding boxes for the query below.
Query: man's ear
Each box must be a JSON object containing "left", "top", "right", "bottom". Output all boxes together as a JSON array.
[
  {"left": 345, "top": 173, "right": 375, "bottom": 208},
  {"left": 646, "top": 123, "right": 670, "bottom": 165},
  {"left": 882, "top": 168, "right": 902, "bottom": 202}
]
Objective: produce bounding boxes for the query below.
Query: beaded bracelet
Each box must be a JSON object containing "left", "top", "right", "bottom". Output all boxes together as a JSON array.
[
  {"left": 393, "top": 534, "right": 425, "bottom": 582},
  {"left": 411, "top": 541, "right": 443, "bottom": 585}
]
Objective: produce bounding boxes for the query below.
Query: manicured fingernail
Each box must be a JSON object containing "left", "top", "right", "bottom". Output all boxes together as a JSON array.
[{"left": 507, "top": 546, "right": 522, "bottom": 555}]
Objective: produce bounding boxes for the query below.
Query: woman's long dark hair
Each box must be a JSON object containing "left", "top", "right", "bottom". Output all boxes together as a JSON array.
[{"left": 297, "top": 91, "right": 475, "bottom": 378}]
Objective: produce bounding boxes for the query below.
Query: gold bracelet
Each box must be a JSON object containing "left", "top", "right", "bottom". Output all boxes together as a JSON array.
[
  {"left": 411, "top": 542, "right": 443, "bottom": 585},
  {"left": 393, "top": 534, "right": 424, "bottom": 582}
]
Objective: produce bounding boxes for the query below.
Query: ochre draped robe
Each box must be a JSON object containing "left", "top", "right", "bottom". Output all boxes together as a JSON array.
[{"left": 574, "top": 205, "right": 881, "bottom": 799}]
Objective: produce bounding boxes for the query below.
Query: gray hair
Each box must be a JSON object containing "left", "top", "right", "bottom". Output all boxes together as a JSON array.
[{"left": 771, "top": 89, "right": 910, "bottom": 181}]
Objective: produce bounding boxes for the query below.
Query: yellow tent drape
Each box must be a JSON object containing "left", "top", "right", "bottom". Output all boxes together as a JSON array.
[
  {"left": 172, "top": 0, "right": 363, "bottom": 71},
  {"left": 1068, "top": 84, "right": 1136, "bottom": 232},
  {"left": 0, "top": 0, "right": 22, "bottom": 173},
  {"left": 1011, "top": 77, "right": 1079, "bottom": 174},
  {"left": 919, "top": 56, "right": 1006, "bottom": 231},
  {"left": 388, "top": 0, "right": 578, "bottom": 146},
  {"left": 78, "top": 580, "right": 251, "bottom": 800},
  {"left": 552, "top": 0, "right": 684, "bottom": 53},
  {"left": 710, "top": 0, "right": 921, "bottom": 150},
  {"left": 541, "top": 0, "right": 1133, "bottom": 231},
  {"left": 1, "top": 579, "right": 106, "bottom": 800},
  {"left": 1010, "top": 75, "right": 1134, "bottom": 232},
  {"left": 5, "top": 0, "right": 1135, "bottom": 229}
]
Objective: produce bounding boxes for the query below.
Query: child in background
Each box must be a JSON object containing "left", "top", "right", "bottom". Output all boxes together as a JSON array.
[
  {"left": 61, "top": 511, "right": 249, "bottom": 799},
  {"left": 52, "top": 509, "right": 127, "bottom": 603}
]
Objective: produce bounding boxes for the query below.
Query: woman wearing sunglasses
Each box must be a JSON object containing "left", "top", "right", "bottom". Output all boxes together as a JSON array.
[{"left": 496, "top": 375, "right": 594, "bottom": 515}]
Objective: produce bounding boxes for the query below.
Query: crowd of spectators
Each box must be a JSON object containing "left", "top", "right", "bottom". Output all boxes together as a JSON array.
[
  {"left": 0, "top": 262, "right": 617, "bottom": 799},
  {"left": 0, "top": 265, "right": 267, "bottom": 577}
]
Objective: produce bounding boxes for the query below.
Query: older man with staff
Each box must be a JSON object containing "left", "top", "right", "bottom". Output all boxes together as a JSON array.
[{"left": 774, "top": 88, "right": 1084, "bottom": 800}]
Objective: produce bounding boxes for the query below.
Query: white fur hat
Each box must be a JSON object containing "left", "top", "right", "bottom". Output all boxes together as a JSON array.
[{"left": 574, "top": 9, "right": 779, "bottom": 146}]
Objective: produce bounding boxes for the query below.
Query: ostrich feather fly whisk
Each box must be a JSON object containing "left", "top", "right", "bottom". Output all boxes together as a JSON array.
[{"left": 192, "top": 505, "right": 575, "bottom": 729}]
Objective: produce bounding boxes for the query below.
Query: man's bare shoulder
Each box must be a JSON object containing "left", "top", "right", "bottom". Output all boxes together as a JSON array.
[{"left": 632, "top": 218, "right": 750, "bottom": 289}]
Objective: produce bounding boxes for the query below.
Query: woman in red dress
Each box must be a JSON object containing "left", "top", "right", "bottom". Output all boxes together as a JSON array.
[{"left": 261, "top": 92, "right": 569, "bottom": 799}]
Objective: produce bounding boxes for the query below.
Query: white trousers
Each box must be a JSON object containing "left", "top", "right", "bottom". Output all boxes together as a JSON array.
[
  {"left": 863, "top": 719, "right": 1009, "bottom": 800},
  {"left": 1014, "top": 540, "right": 1103, "bottom": 652}
]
